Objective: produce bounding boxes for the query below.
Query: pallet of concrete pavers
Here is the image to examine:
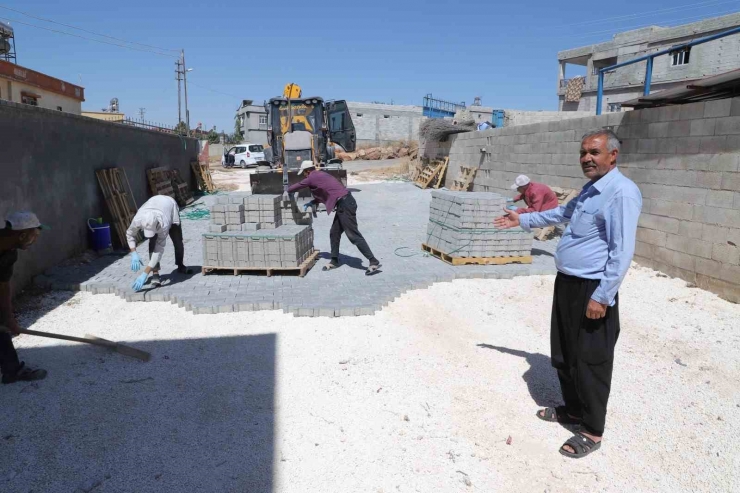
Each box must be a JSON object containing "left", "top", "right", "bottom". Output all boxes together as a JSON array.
[
  {"left": 202, "top": 249, "right": 319, "bottom": 277},
  {"left": 201, "top": 225, "right": 317, "bottom": 277},
  {"left": 421, "top": 243, "right": 532, "bottom": 266}
]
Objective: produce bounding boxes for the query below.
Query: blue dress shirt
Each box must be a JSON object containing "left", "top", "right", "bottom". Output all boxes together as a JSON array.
[{"left": 519, "top": 168, "right": 642, "bottom": 306}]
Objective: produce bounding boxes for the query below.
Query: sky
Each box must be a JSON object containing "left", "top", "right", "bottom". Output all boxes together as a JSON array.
[{"left": 2, "top": 0, "right": 739, "bottom": 131}]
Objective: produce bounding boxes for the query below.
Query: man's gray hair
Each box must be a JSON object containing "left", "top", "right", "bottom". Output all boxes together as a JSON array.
[{"left": 582, "top": 128, "right": 621, "bottom": 153}]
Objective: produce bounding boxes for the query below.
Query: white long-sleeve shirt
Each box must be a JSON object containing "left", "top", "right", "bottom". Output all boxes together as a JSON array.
[{"left": 126, "top": 195, "right": 180, "bottom": 255}]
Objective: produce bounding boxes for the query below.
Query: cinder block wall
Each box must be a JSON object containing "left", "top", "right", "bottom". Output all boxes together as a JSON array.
[
  {"left": 0, "top": 100, "right": 199, "bottom": 289},
  {"left": 348, "top": 102, "right": 423, "bottom": 146},
  {"left": 434, "top": 98, "right": 740, "bottom": 303}
]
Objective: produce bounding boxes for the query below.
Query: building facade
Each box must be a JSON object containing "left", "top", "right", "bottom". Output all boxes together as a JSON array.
[
  {"left": 0, "top": 60, "right": 85, "bottom": 114},
  {"left": 557, "top": 12, "right": 740, "bottom": 112},
  {"left": 236, "top": 100, "right": 268, "bottom": 145}
]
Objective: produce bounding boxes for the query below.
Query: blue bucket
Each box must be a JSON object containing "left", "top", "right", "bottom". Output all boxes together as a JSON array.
[{"left": 88, "top": 218, "right": 112, "bottom": 252}]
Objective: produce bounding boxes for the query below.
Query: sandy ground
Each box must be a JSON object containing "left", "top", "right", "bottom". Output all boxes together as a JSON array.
[{"left": 1, "top": 264, "right": 738, "bottom": 492}]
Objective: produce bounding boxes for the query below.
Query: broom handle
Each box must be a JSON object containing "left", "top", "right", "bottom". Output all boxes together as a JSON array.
[{"left": 0, "top": 326, "right": 117, "bottom": 349}]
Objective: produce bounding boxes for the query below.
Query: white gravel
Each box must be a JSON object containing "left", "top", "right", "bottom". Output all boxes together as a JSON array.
[{"left": 1, "top": 264, "right": 738, "bottom": 492}]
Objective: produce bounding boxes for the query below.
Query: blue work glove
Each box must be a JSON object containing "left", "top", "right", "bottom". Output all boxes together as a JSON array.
[
  {"left": 132, "top": 272, "right": 148, "bottom": 292},
  {"left": 303, "top": 200, "right": 315, "bottom": 211},
  {"left": 506, "top": 205, "right": 518, "bottom": 211},
  {"left": 506, "top": 198, "right": 514, "bottom": 203},
  {"left": 130, "top": 252, "right": 142, "bottom": 272}
]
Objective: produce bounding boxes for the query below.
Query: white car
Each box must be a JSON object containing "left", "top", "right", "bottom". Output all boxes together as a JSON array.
[{"left": 222, "top": 143, "right": 266, "bottom": 168}]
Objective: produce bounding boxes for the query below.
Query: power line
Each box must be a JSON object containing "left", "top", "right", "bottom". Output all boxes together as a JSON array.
[
  {"left": 0, "top": 15, "right": 179, "bottom": 58},
  {"left": 0, "top": 4, "right": 179, "bottom": 53},
  {"left": 563, "top": 0, "right": 740, "bottom": 27},
  {"left": 188, "top": 82, "right": 240, "bottom": 99},
  {"left": 552, "top": 7, "right": 740, "bottom": 41}
]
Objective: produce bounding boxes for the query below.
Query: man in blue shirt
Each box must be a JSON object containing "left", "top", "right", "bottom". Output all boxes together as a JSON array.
[{"left": 494, "top": 128, "right": 641, "bottom": 459}]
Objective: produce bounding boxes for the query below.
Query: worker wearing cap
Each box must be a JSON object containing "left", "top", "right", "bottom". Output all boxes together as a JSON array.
[
  {"left": 287, "top": 161, "right": 381, "bottom": 275},
  {"left": 0, "top": 212, "right": 49, "bottom": 384},
  {"left": 126, "top": 195, "right": 191, "bottom": 292},
  {"left": 507, "top": 175, "right": 559, "bottom": 214}
]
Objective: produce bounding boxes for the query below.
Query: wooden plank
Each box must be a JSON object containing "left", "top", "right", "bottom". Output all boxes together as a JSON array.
[
  {"left": 202, "top": 249, "right": 320, "bottom": 277},
  {"left": 421, "top": 243, "right": 532, "bottom": 266},
  {"left": 433, "top": 157, "right": 449, "bottom": 189}
]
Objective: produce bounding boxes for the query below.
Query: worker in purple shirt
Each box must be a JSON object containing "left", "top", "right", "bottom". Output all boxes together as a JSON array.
[{"left": 287, "top": 161, "right": 381, "bottom": 275}]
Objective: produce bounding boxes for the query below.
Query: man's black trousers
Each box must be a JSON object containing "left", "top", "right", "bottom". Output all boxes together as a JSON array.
[
  {"left": 551, "top": 272, "right": 620, "bottom": 437},
  {"left": 0, "top": 332, "right": 20, "bottom": 376},
  {"left": 330, "top": 194, "right": 376, "bottom": 263},
  {"left": 148, "top": 223, "right": 185, "bottom": 271}
]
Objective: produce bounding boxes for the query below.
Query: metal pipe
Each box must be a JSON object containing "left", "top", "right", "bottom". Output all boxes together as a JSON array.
[
  {"left": 600, "top": 25, "right": 740, "bottom": 74},
  {"left": 596, "top": 25, "right": 740, "bottom": 115},
  {"left": 644, "top": 57, "right": 654, "bottom": 96}
]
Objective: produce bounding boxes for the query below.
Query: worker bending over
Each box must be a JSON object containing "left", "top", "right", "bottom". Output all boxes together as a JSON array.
[
  {"left": 0, "top": 212, "right": 49, "bottom": 384},
  {"left": 507, "top": 175, "right": 559, "bottom": 214},
  {"left": 287, "top": 161, "right": 381, "bottom": 275},
  {"left": 127, "top": 195, "right": 191, "bottom": 291}
]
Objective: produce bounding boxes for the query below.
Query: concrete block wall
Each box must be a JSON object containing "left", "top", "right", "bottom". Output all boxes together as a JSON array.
[
  {"left": 0, "top": 99, "right": 199, "bottom": 289},
  {"left": 348, "top": 102, "right": 423, "bottom": 145},
  {"left": 432, "top": 97, "right": 740, "bottom": 303}
]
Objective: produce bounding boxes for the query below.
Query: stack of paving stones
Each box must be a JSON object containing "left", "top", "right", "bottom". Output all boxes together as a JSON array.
[
  {"left": 426, "top": 191, "right": 532, "bottom": 258},
  {"left": 280, "top": 199, "right": 313, "bottom": 226},
  {"left": 203, "top": 225, "right": 314, "bottom": 269}
]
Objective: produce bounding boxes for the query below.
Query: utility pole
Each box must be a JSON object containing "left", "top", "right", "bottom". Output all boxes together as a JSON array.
[
  {"left": 139, "top": 108, "right": 146, "bottom": 121},
  {"left": 182, "top": 49, "right": 190, "bottom": 136},
  {"left": 175, "top": 58, "right": 182, "bottom": 125}
]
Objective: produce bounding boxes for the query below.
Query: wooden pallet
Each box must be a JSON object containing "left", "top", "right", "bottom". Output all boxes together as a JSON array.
[
  {"left": 422, "top": 243, "right": 532, "bottom": 266},
  {"left": 414, "top": 157, "right": 448, "bottom": 189},
  {"left": 450, "top": 165, "right": 478, "bottom": 192},
  {"left": 147, "top": 167, "right": 176, "bottom": 199},
  {"left": 202, "top": 249, "right": 320, "bottom": 278},
  {"left": 191, "top": 161, "right": 214, "bottom": 193},
  {"left": 96, "top": 168, "right": 141, "bottom": 248},
  {"left": 171, "top": 169, "right": 194, "bottom": 205}
]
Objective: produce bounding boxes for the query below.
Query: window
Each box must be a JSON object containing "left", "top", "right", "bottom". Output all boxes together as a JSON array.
[
  {"left": 258, "top": 115, "right": 267, "bottom": 125},
  {"left": 356, "top": 113, "right": 363, "bottom": 117},
  {"left": 671, "top": 48, "right": 691, "bottom": 66},
  {"left": 248, "top": 145, "right": 263, "bottom": 152},
  {"left": 329, "top": 111, "right": 345, "bottom": 131},
  {"left": 236, "top": 147, "right": 247, "bottom": 154},
  {"left": 383, "top": 115, "right": 390, "bottom": 118},
  {"left": 607, "top": 103, "right": 622, "bottom": 113},
  {"left": 21, "top": 94, "right": 38, "bottom": 106},
  {"left": 57, "top": 106, "right": 63, "bottom": 111}
]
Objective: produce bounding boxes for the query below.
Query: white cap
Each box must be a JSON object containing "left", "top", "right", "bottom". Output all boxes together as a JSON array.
[
  {"left": 510, "top": 175, "right": 531, "bottom": 190},
  {"left": 141, "top": 219, "right": 159, "bottom": 238},
  {"left": 5, "top": 211, "right": 50, "bottom": 231},
  {"left": 298, "top": 161, "right": 316, "bottom": 173}
]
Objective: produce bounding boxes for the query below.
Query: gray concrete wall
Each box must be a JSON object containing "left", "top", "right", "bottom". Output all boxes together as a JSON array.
[
  {"left": 0, "top": 99, "right": 199, "bottom": 289},
  {"left": 430, "top": 97, "right": 740, "bottom": 303},
  {"left": 348, "top": 102, "right": 423, "bottom": 145},
  {"left": 504, "top": 109, "right": 594, "bottom": 126}
]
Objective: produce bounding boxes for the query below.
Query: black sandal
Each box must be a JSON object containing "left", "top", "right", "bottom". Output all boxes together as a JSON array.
[
  {"left": 536, "top": 406, "right": 581, "bottom": 425},
  {"left": 559, "top": 432, "right": 602, "bottom": 459}
]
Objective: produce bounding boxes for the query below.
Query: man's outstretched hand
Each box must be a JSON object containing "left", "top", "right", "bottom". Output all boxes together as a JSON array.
[{"left": 493, "top": 206, "right": 521, "bottom": 229}]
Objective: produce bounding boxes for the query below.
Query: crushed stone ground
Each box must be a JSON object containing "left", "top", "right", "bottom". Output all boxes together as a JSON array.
[{"left": 0, "top": 264, "right": 738, "bottom": 492}]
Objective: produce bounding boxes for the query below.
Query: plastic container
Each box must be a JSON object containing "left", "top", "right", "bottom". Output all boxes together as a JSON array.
[{"left": 88, "top": 218, "right": 112, "bottom": 252}]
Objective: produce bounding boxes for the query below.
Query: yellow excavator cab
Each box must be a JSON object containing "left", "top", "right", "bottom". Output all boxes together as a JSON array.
[{"left": 283, "top": 83, "right": 302, "bottom": 99}]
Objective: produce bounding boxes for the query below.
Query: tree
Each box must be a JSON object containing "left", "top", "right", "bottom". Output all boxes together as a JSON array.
[
  {"left": 233, "top": 116, "right": 244, "bottom": 141},
  {"left": 174, "top": 121, "right": 188, "bottom": 135},
  {"left": 206, "top": 129, "right": 220, "bottom": 144}
]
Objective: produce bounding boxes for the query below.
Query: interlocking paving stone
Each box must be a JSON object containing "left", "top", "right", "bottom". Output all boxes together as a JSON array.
[{"left": 39, "top": 183, "right": 558, "bottom": 317}]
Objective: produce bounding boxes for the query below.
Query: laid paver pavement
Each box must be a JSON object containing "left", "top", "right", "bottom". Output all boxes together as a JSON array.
[{"left": 37, "top": 183, "right": 557, "bottom": 316}]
